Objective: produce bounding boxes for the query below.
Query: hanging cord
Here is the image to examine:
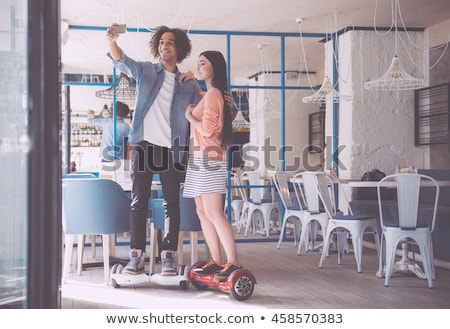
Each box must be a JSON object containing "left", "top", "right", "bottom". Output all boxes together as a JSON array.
[
  {"left": 330, "top": 12, "right": 353, "bottom": 85},
  {"left": 296, "top": 19, "right": 316, "bottom": 91},
  {"left": 372, "top": 0, "right": 447, "bottom": 71},
  {"left": 395, "top": 0, "right": 449, "bottom": 70},
  {"left": 373, "top": 0, "right": 395, "bottom": 37},
  {"left": 257, "top": 45, "right": 275, "bottom": 108},
  {"left": 429, "top": 40, "right": 449, "bottom": 70},
  {"left": 126, "top": 0, "right": 155, "bottom": 61},
  {"left": 326, "top": 14, "right": 339, "bottom": 89},
  {"left": 185, "top": 0, "right": 199, "bottom": 34}
]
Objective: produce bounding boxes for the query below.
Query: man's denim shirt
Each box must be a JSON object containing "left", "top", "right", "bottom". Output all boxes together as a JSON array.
[{"left": 108, "top": 51, "right": 202, "bottom": 164}]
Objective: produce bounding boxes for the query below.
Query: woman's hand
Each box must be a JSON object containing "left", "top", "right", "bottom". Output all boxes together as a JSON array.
[
  {"left": 185, "top": 104, "right": 196, "bottom": 120},
  {"left": 186, "top": 104, "right": 201, "bottom": 131}
]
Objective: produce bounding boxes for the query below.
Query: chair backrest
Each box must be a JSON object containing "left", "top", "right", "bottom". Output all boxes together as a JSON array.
[
  {"left": 291, "top": 173, "right": 307, "bottom": 211},
  {"left": 313, "top": 172, "right": 338, "bottom": 217},
  {"left": 273, "top": 171, "right": 294, "bottom": 209},
  {"left": 314, "top": 173, "right": 353, "bottom": 217},
  {"left": 377, "top": 173, "right": 440, "bottom": 231},
  {"left": 228, "top": 172, "right": 245, "bottom": 200},
  {"left": 245, "top": 171, "right": 268, "bottom": 203},
  {"left": 151, "top": 184, "right": 202, "bottom": 231},
  {"left": 150, "top": 198, "right": 166, "bottom": 230},
  {"left": 235, "top": 172, "right": 249, "bottom": 202},
  {"left": 62, "top": 178, "right": 131, "bottom": 234},
  {"left": 296, "top": 171, "right": 323, "bottom": 212},
  {"left": 179, "top": 186, "right": 202, "bottom": 231},
  {"left": 63, "top": 173, "right": 97, "bottom": 179}
]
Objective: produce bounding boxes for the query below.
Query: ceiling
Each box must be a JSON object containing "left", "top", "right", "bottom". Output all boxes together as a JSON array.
[{"left": 61, "top": 0, "right": 450, "bottom": 85}]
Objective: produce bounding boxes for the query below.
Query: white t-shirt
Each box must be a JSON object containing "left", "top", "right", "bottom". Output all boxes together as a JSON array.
[{"left": 143, "top": 70, "right": 175, "bottom": 147}]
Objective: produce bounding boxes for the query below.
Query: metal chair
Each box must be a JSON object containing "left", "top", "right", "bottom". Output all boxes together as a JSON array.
[
  {"left": 62, "top": 178, "right": 131, "bottom": 284},
  {"left": 291, "top": 171, "right": 330, "bottom": 255},
  {"left": 62, "top": 173, "right": 99, "bottom": 257},
  {"left": 314, "top": 172, "right": 380, "bottom": 273},
  {"left": 239, "top": 171, "right": 280, "bottom": 237},
  {"left": 149, "top": 184, "right": 202, "bottom": 272},
  {"left": 224, "top": 172, "right": 245, "bottom": 229},
  {"left": 273, "top": 171, "right": 302, "bottom": 249},
  {"left": 376, "top": 173, "right": 439, "bottom": 288}
]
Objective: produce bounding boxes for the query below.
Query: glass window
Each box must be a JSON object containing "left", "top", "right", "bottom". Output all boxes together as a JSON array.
[{"left": 0, "top": 0, "right": 28, "bottom": 307}]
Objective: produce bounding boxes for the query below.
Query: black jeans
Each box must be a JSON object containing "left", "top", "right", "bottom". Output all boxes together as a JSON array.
[{"left": 129, "top": 141, "right": 186, "bottom": 252}]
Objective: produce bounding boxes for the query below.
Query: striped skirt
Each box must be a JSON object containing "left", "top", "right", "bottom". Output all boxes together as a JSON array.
[{"left": 183, "top": 156, "right": 227, "bottom": 198}]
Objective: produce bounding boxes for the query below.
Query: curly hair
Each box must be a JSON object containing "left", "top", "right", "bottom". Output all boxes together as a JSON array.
[{"left": 149, "top": 25, "right": 192, "bottom": 63}]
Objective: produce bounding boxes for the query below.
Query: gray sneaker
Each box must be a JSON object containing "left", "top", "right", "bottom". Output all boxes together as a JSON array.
[
  {"left": 161, "top": 250, "right": 177, "bottom": 276},
  {"left": 123, "top": 249, "right": 145, "bottom": 274}
]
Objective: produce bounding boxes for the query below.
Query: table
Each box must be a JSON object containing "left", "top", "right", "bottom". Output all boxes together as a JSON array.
[
  {"left": 347, "top": 180, "right": 450, "bottom": 187},
  {"left": 347, "top": 179, "right": 449, "bottom": 279}
]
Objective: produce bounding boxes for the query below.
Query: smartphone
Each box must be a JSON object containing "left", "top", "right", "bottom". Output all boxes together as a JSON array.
[{"left": 113, "top": 24, "right": 127, "bottom": 34}]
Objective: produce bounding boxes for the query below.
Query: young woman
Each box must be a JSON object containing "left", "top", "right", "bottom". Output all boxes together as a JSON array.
[{"left": 183, "top": 50, "right": 241, "bottom": 282}]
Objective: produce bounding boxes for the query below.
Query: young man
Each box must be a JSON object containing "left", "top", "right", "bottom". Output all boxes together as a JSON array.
[
  {"left": 86, "top": 101, "right": 130, "bottom": 161},
  {"left": 106, "top": 24, "right": 202, "bottom": 275}
]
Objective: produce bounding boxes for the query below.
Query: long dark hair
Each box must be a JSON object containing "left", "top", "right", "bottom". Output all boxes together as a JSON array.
[
  {"left": 150, "top": 25, "right": 192, "bottom": 63},
  {"left": 200, "top": 50, "right": 232, "bottom": 149}
]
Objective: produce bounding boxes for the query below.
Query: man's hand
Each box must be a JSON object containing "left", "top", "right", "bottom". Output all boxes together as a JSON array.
[
  {"left": 106, "top": 23, "right": 123, "bottom": 61},
  {"left": 106, "top": 24, "right": 121, "bottom": 42},
  {"left": 224, "top": 91, "right": 233, "bottom": 108},
  {"left": 178, "top": 71, "right": 195, "bottom": 85}
]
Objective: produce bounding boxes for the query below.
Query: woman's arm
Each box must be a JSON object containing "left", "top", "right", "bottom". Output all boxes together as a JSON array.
[
  {"left": 186, "top": 90, "right": 222, "bottom": 138},
  {"left": 185, "top": 104, "right": 201, "bottom": 130}
]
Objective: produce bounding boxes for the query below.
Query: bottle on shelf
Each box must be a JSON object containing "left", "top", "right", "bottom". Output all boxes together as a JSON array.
[{"left": 70, "top": 122, "right": 102, "bottom": 147}]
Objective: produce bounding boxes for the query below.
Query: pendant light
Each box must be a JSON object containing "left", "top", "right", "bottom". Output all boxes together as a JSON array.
[
  {"left": 303, "top": 75, "right": 351, "bottom": 103},
  {"left": 301, "top": 16, "right": 351, "bottom": 104},
  {"left": 95, "top": 73, "right": 136, "bottom": 100},
  {"left": 364, "top": 0, "right": 424, "bottom": 91},
  {"left": 232, "top": 89, "right": 250, "bottom": 131},
  {"left": 232, "top": 111, "right": 250, "bottom": 131}
]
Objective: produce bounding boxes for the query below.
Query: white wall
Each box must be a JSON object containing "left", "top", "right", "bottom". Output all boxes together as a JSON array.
[
  {"left": 247, "top": 72, "right": 321, "bottom": 172},
  {"left": 324, "top": 29, "right": 429, "bottom": 180}
]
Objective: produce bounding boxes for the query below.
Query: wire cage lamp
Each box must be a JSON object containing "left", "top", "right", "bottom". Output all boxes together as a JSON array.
[
  {"left": 232, "top": 110, "right": 250, "bottom": 131},
  {"left": 364, "top": 55, "right": 424, "bottom": 90},
  {"left": 95, "top": 72, "right": 136, "bottom": 100},
  {"left": 364, "top": 0, "right": 424, "bottom": 91},
  {"left": 303, "top": 75, "right": 351, "bottom": 103},
  {"left": 300, "top": 16, "right": 351, "bottom": 104},
  {"left": 231, "top": 89, "right": 250, "bottom": 131}
]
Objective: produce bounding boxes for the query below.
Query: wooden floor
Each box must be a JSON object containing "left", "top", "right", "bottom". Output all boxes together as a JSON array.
[{"left": 61, "top": 230, "right": 450, "bottom": 309}]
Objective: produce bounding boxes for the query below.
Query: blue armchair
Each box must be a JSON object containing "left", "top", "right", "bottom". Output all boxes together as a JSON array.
[{"left": 62, "top": 178, "right": 131, "bottom": 284}]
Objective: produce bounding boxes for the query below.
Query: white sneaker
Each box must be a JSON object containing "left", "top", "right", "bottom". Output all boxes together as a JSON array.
[
  {"left": 161, "top": 250, "right": 177, "bottom": 276},
  {"left": 123, "top": 249, "right": 145, "bottom": 274}
]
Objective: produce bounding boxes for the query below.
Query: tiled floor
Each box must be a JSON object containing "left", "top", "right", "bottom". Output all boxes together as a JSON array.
[{"left": 61, "top": 230, "right": 450, "bottom": 309}]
